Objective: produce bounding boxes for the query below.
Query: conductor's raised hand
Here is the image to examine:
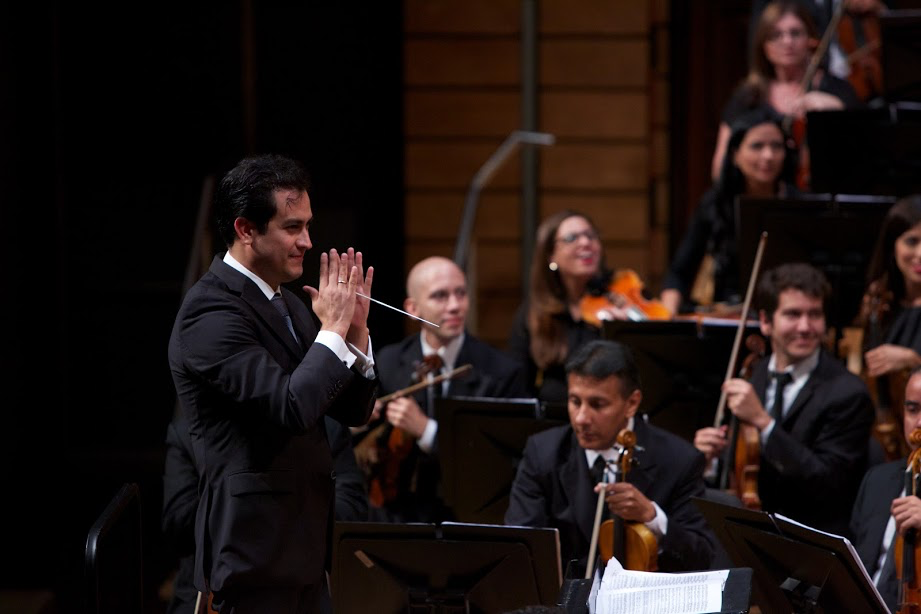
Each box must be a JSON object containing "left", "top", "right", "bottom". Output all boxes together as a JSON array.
[
  {"left": 304, "top": 248, "right": 357, "bottom": 339},
  {"left": 344, "top": 247, "right": 373, "bottom": 354}
]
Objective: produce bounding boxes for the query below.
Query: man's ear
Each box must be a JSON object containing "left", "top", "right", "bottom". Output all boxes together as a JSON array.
[
  {"left": 234, "top": 217, "right": 256, "bottom": 246},
  {"left": 759, "top": 309, "right": 772, "bottom": 338},
  {"left": 624, "top": 389, "right": 642, "bottom": 419},
  {"left": 404, "top": 297, "right": 418, "bottom": 317}
]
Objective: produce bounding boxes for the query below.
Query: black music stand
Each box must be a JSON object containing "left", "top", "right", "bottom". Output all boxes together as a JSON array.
[
  {"left": 435, "top": 396, "right": 567, "bottom": 525},
  {"left": 694, "top": 498, "right": 889, "bottom": 614},
  {"left": 736, "top": 193, "right": 895, "bottom": 335},
  {"left": 807, "top": 106, "right": 921, "bottom": 196},
  {"left": 602, "top": 319, "right": 762, "bottom": 443},
  {"left": 330, "top": 521, "right": 562, "bottom": 614}
]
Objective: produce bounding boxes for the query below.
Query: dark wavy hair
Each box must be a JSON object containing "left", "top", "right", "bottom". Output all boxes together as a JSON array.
[
  {"left": 214, "top": 154, "right": 311, "bottom": 248},
  {"left": 864, "top": 195, "right": 921, "bottom": 326},
  {"left": 757, "top": 262, "right": 831, "bottom": 318},
  {"left": 527, "top": 210, "right": 606, "bottom": 369},
  {"left": 565, "top": 340, "right": 641, "bottom": 398}
]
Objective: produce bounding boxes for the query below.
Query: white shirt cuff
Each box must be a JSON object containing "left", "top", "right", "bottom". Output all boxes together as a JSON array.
[
  {"left": 645, "top": 501, "right": 668, "bottom": 538},
  {"left": 417, "top": 418, "right": 438, "bottom": 453},
  {"left": 314, "top": 331, "right": 376, "bottom": 379}
]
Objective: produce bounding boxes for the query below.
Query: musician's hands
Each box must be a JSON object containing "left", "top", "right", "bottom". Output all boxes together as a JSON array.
[
  {"left": 384, "top": 397, "right": 429, "bottom": 439},
  {"left": 723, "top": 378, "right": 773, "bottom": 431},
  {"left": 593, "top": 305, "right": 631, "bottom": 322},
  {"left": 865, "top": 344, "right": 921, "bottom": 378},
  {"left": 892, "top": 495, "right": 921, "bottom": 535},
  {"left": 795, "top": 91, "right": 845, "bottom": 115},
  {"left": 343, "top": 248, "right": 373, "bottom": 355},
  {"left": 694, "top": 425, "right": 729, "bottom": 463},
  {"left": 660, "top": 289, "right": 681, "bottom": 318},
  {"left": 304, "top": 249, "right": 357, "bottom": 339},
  {"left": 595, "top": 482, "right": 657, "bottom": 524}
]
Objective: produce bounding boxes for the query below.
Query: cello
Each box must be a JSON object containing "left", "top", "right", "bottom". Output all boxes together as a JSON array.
[
  {"left": 585, "top": 429, "right": 658, "bottom": 579},
  {"left": 895, "top": 429, "right": 921, "bottom": 614}
]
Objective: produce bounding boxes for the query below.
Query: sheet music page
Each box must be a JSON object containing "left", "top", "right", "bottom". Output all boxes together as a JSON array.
[{"left": 595, "top": 557, "right": 729, "bottom": 614}]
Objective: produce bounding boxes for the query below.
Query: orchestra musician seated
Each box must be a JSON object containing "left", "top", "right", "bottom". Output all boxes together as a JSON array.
[
  {"left": 862, "top": 195, "right": 921, "bottom": 384},
  {"left": 693, "top": 263, "right": 874, "bottom": 537},
  {"left": 660, "top": 106, "right": 798, "bottom": 314},
  {"left": 505, "top": 339, "right": 715, "bottom": 573},
  {"left": 850, "top": 366, "right": 921, "bottom": 614},
  {"left": 508, "top": 210, "right": 666, "bottom": 404},
  {"left": 710, "top": 0, "right": 860, "bottom": 181},
  {"left": 360, "top": 256, "right": 527, "bottom": 523}
]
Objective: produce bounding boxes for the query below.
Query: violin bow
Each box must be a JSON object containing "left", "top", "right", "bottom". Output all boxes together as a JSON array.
[{"left": 377, "top": 364, "right": 473, "bottom": 404}]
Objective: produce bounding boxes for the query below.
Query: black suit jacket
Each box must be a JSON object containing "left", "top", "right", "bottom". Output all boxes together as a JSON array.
[
  {"left": 371, "top": 332, "right": 527, "bottom": 522},
  {"left": 851, "top": 459, "right": 904, "bottom": 613},
  {"left": 377, "top": 332, "right": 528, "bottom": 403},
  {"left": 167, "top": 256, "right": 376, "bottom": 596},
  {"left": 504, "top": 417, "right": 715, "bottom": 572},
  {"left": 752, "top": 351, "right": 873, "bottom": 536}
]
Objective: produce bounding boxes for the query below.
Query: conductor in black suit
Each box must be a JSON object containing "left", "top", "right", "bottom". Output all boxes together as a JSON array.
[
  {"left": 363, "top": 255, "right": 527, "bottom": 522},
  {"left": 851, "top": 367, "right": 921, "bottom": 613},
  {"left": 504, "top": 339, "right": 715, "bottom": 572},
  {"left": 167, "top": 154, "right": 378, "bottom": 613}
]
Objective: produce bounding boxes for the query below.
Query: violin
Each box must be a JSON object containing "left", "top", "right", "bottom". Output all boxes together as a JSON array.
[
  {"left": 353, "top": 359, "right": 472, "bottom": 508},
  {"left": 580, "top": 269, "right": 671, "bottom": 327},
  {"left": 837, "top": 2, "right": 884, "bottom": 102},
  {"left": 597, "top": 429, "right": 658, "bottom": 572},
  {"left": 714, "top": 232, "right": 767, "bottom": 510},
  {"left": 895, "top": 429, "right": 921, "bottom": 614},
  {"left": 856, "top": 280, "right": 909, "bottom": 462}
]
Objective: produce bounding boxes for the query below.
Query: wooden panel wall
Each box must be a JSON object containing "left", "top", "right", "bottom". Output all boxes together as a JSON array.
[{"left": 404, "top": 0, "right": 668, "bottom": 348}]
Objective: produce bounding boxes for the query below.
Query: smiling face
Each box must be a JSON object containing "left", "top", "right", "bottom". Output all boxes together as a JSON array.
[
  {"left": 760, "top": 288, "right": 825, "bottom": 371},
  {"left": 567, "top": 373, "right": 641, "bottom": 451},
  {"left": 405, "top": 257, "right": 469, "bottom": 349},
  {"left": 550, "top": 215, "right": 602, "bottom": 285},
  {"left": 895, "top": 221, "right": 921, "bottom": 295},
  {"left": 238, "top": 188, "right": 313, "bottom": 289},
  {"left": 733, "top": 122, "right": 786, "bottom": 193}
]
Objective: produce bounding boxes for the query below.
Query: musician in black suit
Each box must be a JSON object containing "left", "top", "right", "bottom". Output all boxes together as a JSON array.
[
  {"left": 168, "top": 154, "right": 377, "bottom": 613},
  {"left": 851, "top": 367, "right": 921, "bottom": 613},
  {"left": 694, "top": 263, "right": 874, "bottom": 536},
  {"left": 504, "top": 339, "right": 715, "bottom": 572},
  {"left": 364, "top": 256, "right": 527, "bottom": 522}
]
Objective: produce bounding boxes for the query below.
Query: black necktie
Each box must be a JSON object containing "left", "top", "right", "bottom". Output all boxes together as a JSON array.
[
  {"left": 770, "top": 371, "right": 794, "bottom": 421},
  {"left": 590, "top": 456, "right": 607, "bottom": 486},
  {"left": 271, "top": 293, "right": 299, "bottom": 344}
]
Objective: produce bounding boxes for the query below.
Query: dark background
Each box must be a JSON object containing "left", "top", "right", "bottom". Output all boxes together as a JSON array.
[{"left": 1, "top": 3, "right": 403, "bottom": 611}]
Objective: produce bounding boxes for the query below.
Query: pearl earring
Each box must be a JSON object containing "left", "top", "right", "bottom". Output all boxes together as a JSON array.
[{"left": 548, "top": 262, "right": 558, "bottom": 272}]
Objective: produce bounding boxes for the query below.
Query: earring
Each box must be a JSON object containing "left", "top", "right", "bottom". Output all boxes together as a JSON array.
[{"left": 548, "top": 262, "right": 558, "bottom": 272}]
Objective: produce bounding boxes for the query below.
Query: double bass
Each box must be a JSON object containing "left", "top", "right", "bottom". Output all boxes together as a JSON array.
[{"left": 585, "top": 429, "right": 658, "bottom": 579}]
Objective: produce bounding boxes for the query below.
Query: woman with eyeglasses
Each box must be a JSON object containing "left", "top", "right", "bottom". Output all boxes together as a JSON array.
[
  {"left": 507, "top": 210, "right": 634, "bottom": 402},
  {"left": 661, "top": 106, "right": 799, "bottom": 315},
  {"left": 710, "top": 0, "right": 860, "bottom": 181}
]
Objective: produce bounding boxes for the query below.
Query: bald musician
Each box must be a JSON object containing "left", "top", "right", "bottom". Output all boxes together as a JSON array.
[
  {"left": 367, "top": 256, "right": 527, "bottom": 522},
  {"left": 851, "top": 367, "right": 921, "bottom": 613}
]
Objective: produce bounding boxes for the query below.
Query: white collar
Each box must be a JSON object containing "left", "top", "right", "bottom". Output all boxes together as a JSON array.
[
  {"left": 419, "top": 331, "right": 465, "bottom": 370},
  {"left": 223, "top": 251, "right": 277, "bottom": 300},
  {"left": 767, "top": 348, "right": 820, "bottom": 381}
]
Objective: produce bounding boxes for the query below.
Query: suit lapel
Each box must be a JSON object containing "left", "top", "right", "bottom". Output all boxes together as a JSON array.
[
  {"left": 447, "top": 337, "right": 482, "bottom": 397},
  {"left": 628, "top": 419, "right": 658, "bottom": 495},
  {"left": 398, "top": 337, "right": 428, "bottom": 407},
  {"left": 560, "top": 432, "right": 598, "bottom": 545},
  {"left": 780, "top": 353, "right": 828, "bottom": 428}
]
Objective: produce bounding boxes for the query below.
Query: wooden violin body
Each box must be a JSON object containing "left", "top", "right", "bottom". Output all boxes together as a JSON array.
[
  {"left": 895, "top": 430, "right": 921, "bottom": 614},
  {"left": 581, "top": 269, "right": 671, "bottom": 328},
  {"left": 597, "top": 430, "right": 659, "bottom": 571}
]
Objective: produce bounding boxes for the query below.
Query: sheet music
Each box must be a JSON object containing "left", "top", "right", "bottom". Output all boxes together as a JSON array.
[{"left": 595, "top": 557, "right": 728, "bottom": 614}]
